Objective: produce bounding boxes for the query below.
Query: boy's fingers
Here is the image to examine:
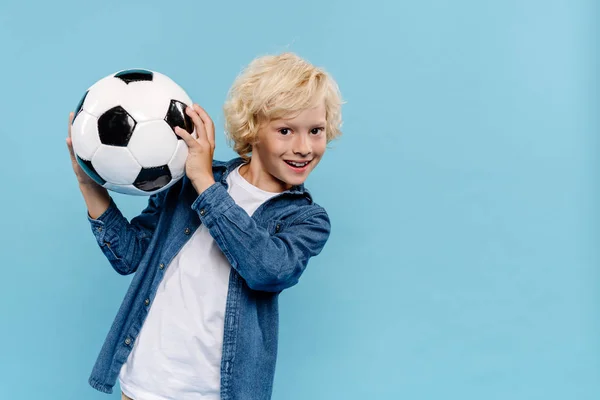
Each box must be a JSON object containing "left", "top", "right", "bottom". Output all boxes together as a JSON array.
[
  {"left": 68, "top": 112, "right": 74, "bottom": 137},
  {"left": 193, "top": 105, "right": 215, "bottom": 147},
  {"left": 186, "top": 106, "right": 207, "bottom": 143},
  {"left": 66, "top": 138, "right": 77, "bottom": 161},
  {"left": 193, "top": 104, "right": 213, "bottom": 127},
  {"left": 174, "top": 126, "right": 198, "bottom": 148},
  {"left": 67, "top": 112, "right": 77, "bottom": 160}
]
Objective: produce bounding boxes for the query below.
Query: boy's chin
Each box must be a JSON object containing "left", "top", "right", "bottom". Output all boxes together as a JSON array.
[
  {"left": 284, "top": 176, "right": 308, "bottom": 187},
  {"left": 277, "top": 173, "right": 305, "bottom": 187}
]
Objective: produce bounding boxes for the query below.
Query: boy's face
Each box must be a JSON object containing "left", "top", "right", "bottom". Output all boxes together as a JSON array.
[{"left": 251, "top": 103, "right": 327, "bottom": 192}]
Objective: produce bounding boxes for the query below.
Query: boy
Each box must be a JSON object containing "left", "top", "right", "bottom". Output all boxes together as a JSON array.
[{"left": 65, "top": 52, "right": 343, "bottom": 399}]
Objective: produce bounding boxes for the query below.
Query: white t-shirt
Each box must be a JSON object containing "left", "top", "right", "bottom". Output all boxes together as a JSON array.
[{"left": 119, "top": 164, "right": 279, "bottom": 400}]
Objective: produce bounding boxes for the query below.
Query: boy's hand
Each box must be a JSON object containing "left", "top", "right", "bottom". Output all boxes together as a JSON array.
[
  {"left": 174, "top": 104, "right": 216, "bottom": 194},
  {"left": 66, "top": 112, "right": 102, "bottom": 187}
]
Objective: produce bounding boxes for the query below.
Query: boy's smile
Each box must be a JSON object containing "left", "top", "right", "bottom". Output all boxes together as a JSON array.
[{"left": 240, "top": 103, "right": 327, "bottom": 193}]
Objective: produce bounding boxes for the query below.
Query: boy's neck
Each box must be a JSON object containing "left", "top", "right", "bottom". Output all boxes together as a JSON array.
[{"left": 239, "top": 160, "right": 291, "bottom": 193}]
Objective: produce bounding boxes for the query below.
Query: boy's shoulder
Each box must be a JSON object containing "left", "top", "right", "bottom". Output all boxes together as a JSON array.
[
  {"left": 211, "top": 157, "right": 245, "bottom": 177},
  {"left": 211, "top": 158, "right": 235, "bottom": 169}
]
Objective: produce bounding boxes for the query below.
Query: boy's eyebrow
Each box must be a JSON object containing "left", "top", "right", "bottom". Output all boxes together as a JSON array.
[{"left": 275, "top": 121, "right": 327, "bottom": 128}]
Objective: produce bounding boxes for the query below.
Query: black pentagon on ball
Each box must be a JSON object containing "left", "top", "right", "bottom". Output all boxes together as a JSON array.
[
  {"left": 73, "top": 91, "right": 88, "bottom": 122},
  {"left": 98, "top": 106, "right": 137, "bottom": 146},
  {"left": 164, "top": 100, "right": 194, "bottom": 139},
  {"left": 115, "top": 69, "right": 154, "bottom": 84},
  {"left": 133, "top": 165, "right": 172, "bottom": 192},
  {"left": 76, "top": 156, "right": 106, "bottom": 185}
]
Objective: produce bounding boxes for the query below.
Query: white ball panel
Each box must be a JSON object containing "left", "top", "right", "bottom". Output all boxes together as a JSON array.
[
  {"left": 128, "top": 121, "right": 178, "bottom": 168},
  {"left": 92, "top": 146, "right": 141, "bottom": 184},
  {"left": 121, "top": 81, "right": 172, "bottom": 122},
  {"left": 168, "top": 140, "right": 189, "bottom": 180},
  {"left": 71, "top": 110, "right": 100, "bottom": 160},
  {"left": 83, "top": 76, "right": 128, "bottom": 118},
  {"left": 153, "top": 71, "right": 194, "bottom": 107}
]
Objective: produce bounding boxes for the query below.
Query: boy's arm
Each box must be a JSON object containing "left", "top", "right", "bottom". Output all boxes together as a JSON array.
[
  {"left": 69, "top": 112, "right": 164, "bottom": 276},
  {"left": 87, "top": 189, "right": 166, "bottom": 276},
  {"left": 191, "top": 183, "right": 331, "bottom": 292}
]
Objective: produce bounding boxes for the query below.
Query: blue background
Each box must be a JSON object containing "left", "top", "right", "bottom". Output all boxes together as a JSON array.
[{"left": 0, "top": 0, "right": 598, "bottom": 398}]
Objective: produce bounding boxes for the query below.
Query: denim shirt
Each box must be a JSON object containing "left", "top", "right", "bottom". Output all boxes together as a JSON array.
[{"left": 85, "top": 157, "right": 331, "bottom": 399}]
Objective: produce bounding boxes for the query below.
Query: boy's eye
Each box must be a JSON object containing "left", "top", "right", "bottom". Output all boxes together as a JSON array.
[
  {"left": 279, "top": 128, "right": 290, "bottom": 135},
  {"left": 310, "top": 127, "right": 324, "bottom": 135}
]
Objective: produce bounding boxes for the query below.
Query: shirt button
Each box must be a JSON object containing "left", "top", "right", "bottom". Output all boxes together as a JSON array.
[
  {"left": 159, "top": 263, "right": 165, "bottom": 270},
  {"left": 144, "top": 298, "right": 150, "bottom": 306},
  {"left": 124, "top": 337, "right": 131, "bottom": 345},
  {"left": 200, "top": 209, "right": 206, "bottom": 216},
  {"left": 97, "top": 226, "right": 102, "bottom": 232},
  {"left": 184, "top": 227, "right": 191, "bottom": 235}
]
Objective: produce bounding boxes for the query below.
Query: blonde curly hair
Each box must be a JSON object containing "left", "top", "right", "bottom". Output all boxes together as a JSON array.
[{"left": 223, "top": 52, "right": 344, "bottom": 160}]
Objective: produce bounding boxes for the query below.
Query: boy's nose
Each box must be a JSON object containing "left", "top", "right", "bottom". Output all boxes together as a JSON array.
[{"left": 293, "top": 134, "right": 311, "bottom": 156}]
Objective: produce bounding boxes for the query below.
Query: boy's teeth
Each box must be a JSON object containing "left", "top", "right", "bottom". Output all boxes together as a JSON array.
[{"left": 286, "top": 161, "right": 308, "bottom": 167}]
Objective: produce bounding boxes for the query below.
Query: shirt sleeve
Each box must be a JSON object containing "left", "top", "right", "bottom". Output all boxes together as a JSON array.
[
  {"left": 191, "top": 182, "right": 331, "bottom": 292},
  {"left": 87, "top": 192, "right": 165, "bottom": 275}
]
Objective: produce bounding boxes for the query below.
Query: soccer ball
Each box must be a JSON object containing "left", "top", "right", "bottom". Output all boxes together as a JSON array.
[{"left": 70, "top": 69, "right": 195, "bottom": 196}]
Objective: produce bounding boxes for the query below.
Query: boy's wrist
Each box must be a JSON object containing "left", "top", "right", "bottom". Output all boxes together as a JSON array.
[
  {"left": 190, "top": 175, "right": 216, "bottom": 195},
  {"left": 79, "top": 181, "right": 107, "bottom": 194},
  {"left": 78, "top": 181, "right": 110, "bottom": 220}
]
